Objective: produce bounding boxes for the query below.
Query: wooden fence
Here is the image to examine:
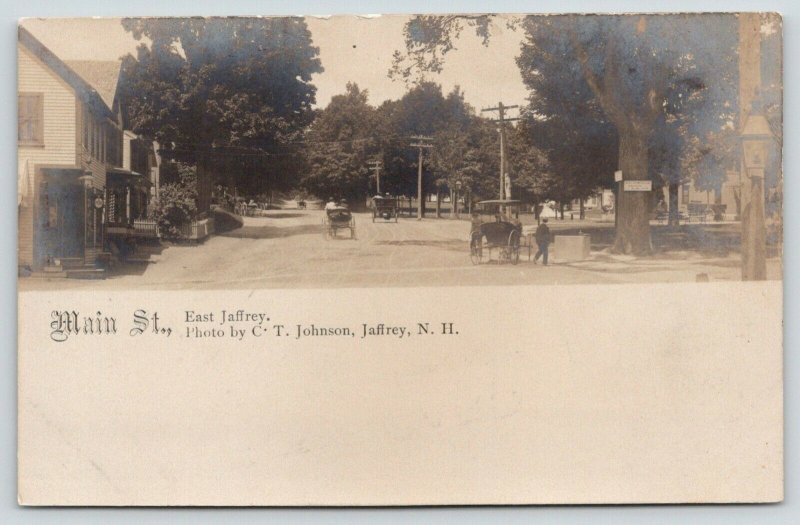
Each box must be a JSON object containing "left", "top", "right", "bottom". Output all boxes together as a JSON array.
[{"left": 132, "top": 218, "right": 215, "bottom": 241}]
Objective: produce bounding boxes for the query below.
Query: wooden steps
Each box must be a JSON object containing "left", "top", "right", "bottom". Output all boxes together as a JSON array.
[
  {"left": 29, "top": 269, "right": 67, "bottom": 279},
  {"left": 29, "top": 259, "right": 107, "bottom": 280}
]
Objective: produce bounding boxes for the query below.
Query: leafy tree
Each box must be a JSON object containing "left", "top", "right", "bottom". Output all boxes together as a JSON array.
[
  {"left": 118, "top": 17, "right": 322, "bottom": 211},
  {"left": 302, "top": 83, "right": 378, "bottom": 203},
  {"left": 394, "top": 14, "right": 740, "bottom": 254},
  {"left": 149, "top": 163, "right": 198, "bottom": 238},
  {"left": 376, "top": 82, "right": 475, "bottom": 209},
  {"left": 505, "top": 122, "right": 554, "bottom": 215},
  {"left": 431, "top": 125, "right": 483, "bottom": 216},
  {"left": 519, "top": 15, "right": 738, "bottom": 250}
]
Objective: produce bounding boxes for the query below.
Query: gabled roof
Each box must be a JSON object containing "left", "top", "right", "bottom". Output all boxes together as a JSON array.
[
  {"left": 65, "top": 60, "right": 122, "bottom": 110},
  {"left": 18, "top": 26, "right": 116, "bottom": 121}
]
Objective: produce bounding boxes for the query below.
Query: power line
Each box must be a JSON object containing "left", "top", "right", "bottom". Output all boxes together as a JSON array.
[{"left": 481, "top": 102, "right": 521, "bottom": 201}]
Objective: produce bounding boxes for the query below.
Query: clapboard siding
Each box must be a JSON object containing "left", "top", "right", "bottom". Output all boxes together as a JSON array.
[
  {"left": 18, "top": 44, "right": 78, "bottom": 267},
  {"left": 18, "top": 46, "right": 76, "bottom": 167},
  {"left": 76, "top": 100, "right": 115, "bottom": 189}
]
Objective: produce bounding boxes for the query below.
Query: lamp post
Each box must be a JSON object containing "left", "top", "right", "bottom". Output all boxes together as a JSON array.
[{"left": 740, "top": 112, "right": 771, "bottom": 281}]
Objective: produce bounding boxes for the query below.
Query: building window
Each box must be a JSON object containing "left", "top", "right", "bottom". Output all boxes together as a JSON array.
[
  {"left": 18, "top": 93, "right": 44, "bottom": 146},
  {"left": 106, "top": 126, "right": 120, "bottom": 167}
]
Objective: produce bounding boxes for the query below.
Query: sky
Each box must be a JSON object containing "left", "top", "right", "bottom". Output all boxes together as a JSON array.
[{"left": 21, "top": 16, "right": 529, "bottom": 114}]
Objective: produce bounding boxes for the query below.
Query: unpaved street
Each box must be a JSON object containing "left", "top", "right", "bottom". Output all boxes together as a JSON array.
[{"left": 19, "top": 209, "right": 779, "bottom": 290}]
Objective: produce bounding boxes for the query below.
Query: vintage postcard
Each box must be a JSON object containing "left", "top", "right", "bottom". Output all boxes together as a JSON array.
[{"left": 17, "top": 13, "right": 782, "bottom": 505}]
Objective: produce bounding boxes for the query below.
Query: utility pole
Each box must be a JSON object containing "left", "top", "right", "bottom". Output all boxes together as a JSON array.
[
  {"left": 368, "top": 159, "right": 383, "bottom": 195},
  {"left": 739, "top": 13, "right": 767, "bottom": 281},
  {"left": 481, "top": 102, "right": 520, "bottom": 202},
  {"left": 410, "top": 136, "right": 434, "bottom": 220}
]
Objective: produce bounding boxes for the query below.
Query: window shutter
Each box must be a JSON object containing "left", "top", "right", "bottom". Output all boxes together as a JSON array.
[{"left": 18, "top": 93, "right": 44, "bottom": 145}]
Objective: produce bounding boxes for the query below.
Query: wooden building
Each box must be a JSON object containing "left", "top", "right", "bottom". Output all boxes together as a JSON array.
[{"left": 18, "top": 27, "right": 154, "bottom": 277}]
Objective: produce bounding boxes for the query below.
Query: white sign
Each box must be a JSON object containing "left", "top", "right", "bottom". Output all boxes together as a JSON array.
[
  {"left": 614, "top": 170, "right": 623, "bottom": 182},
  {"left": 623, "top": 180, "right": 653, "bottom": 192}
]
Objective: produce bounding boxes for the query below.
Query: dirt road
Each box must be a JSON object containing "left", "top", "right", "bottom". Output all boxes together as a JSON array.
[{"left": 19, "top": 209, "right": 779, "bottom": 290}]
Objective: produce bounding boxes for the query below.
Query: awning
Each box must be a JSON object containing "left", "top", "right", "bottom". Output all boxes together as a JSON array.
[{"left": 107, "top": 168, "right": 151, "bottom": 189}]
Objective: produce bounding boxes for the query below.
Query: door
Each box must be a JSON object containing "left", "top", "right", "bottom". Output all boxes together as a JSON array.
[{"left": 34, "top": 177, "right": 84, "bottom": 268}]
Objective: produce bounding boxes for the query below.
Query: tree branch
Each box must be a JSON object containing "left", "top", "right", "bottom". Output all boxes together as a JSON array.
[{"left": 568, "top": 24, "right": 628, "bottom": 131}]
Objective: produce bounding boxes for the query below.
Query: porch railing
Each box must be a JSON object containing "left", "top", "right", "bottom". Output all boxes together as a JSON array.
[{"left": 133, "top": 219, "right": 159, "bottom": 238}]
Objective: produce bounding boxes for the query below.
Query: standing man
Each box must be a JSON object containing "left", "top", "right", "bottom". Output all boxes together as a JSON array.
[{"left": 534, "top": 218, "right": 551, "bottom": 266}]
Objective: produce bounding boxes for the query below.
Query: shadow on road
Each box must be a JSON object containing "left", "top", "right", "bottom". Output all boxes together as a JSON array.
[
  {"left": 259, "top": 212, "right": 308, "bottom": 219},
  {"left": 375, "top": 239, "right": 465, "bottom": 251},
  {"left": 104, "top": 241, "right": 167, "bottom": 278}
]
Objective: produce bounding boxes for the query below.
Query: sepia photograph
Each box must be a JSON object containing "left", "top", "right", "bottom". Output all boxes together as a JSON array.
[
  {"left": 15, "top": 10, "right": 786, "bottom": 508},
  {"left": 16, "top": 13, "right": 783, "bottom": 290}
]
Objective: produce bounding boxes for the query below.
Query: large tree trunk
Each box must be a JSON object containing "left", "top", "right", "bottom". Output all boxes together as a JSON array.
[
  {"left": 579, "top": 198, "right": 585, "bottom": 220},
  {"left": 613, "top": 131, "right": 653, "bottom": 255},
  {"left": 436, "top": 191, "right": 442, "bottom": 218},
  {"left": 668, "top": 182, "right": 680, "bottom": 226}
]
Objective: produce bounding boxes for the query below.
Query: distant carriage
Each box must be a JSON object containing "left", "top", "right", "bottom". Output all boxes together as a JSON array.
[
  {"left": 323, "top": 207, "right": 356, "bottom": 239},
  {"left": 469, "top": 200, "right": 523, "bottom": 265},
  {"left": 372, "top": 196, "right": 398, "bottom": 223}
]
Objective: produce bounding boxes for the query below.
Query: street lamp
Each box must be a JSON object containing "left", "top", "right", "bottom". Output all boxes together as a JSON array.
[
  {"left": 741, "top": 113, "right": 771, "bottom": 172},
  {"left": 740, "top": 112, "right": 772, "bottom": 281}
]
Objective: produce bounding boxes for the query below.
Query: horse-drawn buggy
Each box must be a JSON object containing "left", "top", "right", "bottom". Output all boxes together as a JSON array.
[
  {"left": 469, "top": 200, "right": 524, "bottom": 265},
  {"left": 371, "top": 195, "right": 398, "bottom": 222},
  {"left": 323, "top": 206, "right": 356, "bottom": 239}
]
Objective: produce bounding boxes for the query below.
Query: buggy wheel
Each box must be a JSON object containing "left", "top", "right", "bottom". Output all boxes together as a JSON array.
[{"left": 470, "top": 236, "right": 483, "bottom": 265}]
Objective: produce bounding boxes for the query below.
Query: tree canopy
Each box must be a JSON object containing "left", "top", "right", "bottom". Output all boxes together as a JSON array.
[
  {"left": 394, "top": 14, "right": 742, "bottom": 253},
  {"left": 302, "top": 83, "right": 377, "bottom": 202},
  {"left": 118, "top": 17, "right": 323, "bottom": 208}
]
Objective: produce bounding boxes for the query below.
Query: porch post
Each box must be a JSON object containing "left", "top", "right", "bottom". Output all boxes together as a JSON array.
[{"left": 78, "top": 172, "right": 93, "bottom": 264}]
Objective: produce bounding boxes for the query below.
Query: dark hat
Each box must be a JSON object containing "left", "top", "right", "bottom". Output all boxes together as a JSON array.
[{"left": 542, "top": 218, "right": 548, "bottom": 223}]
